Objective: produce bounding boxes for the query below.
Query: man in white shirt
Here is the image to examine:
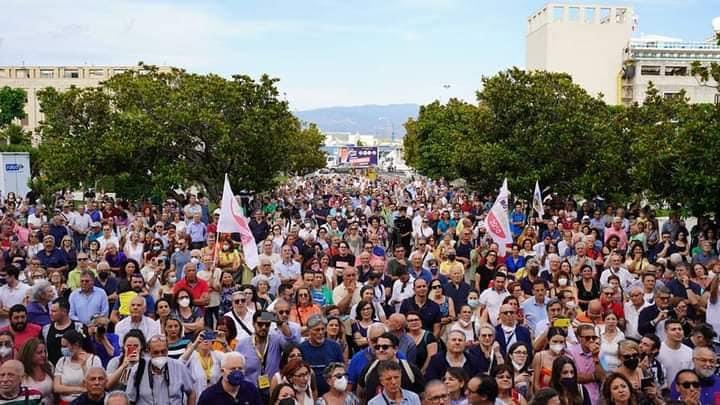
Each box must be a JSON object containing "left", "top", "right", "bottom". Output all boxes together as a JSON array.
[
  {"left": 601, "top": 253, "right": 634, "bottom": 290},
  {"left": 623, "top": 286, "right": 647, "bottom": 340},
  {"left": 69, "top": 206, "right": 92, "bottom": 252},
  {"left": 0, "top": 267, "right": 30, "bottom": 328},
  {"left": 478, "top": 272, "right": 510, "bottom": 326},
  {"left": 657, "top": 318, "right": 694, "bottom": 388},
  {"left": 273, "top": 245, "right": 301, "bottom": 285},
  {"left": 96, "top": 224, "right": 120, "bottom": 254},
  {"left": 114, "top": 296, "right": 160, "bottom": 343},
  {"left": 258, "top": 240, "right": 281, "bottom": 266},
  {"left": 27, "top": 205, "right": 47, "bottom": 230}
]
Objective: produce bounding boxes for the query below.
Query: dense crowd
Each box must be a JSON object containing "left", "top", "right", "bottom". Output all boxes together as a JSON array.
[{"left": 0, "top": 174, "right": 716, "bottom": 405}]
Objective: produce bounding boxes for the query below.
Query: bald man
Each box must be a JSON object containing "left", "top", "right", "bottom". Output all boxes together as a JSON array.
[
  {"left": 387, "top": 313, "right": 417, "bottom": 363},
  {"left": 71, "top": 367, "right": 107, "bottom": 405},
  {"left": 0, "top": 360, "right": 42, "bottom": 404},
  {"left": 114, "top": 296, "right": 160, "bottom": 342}
]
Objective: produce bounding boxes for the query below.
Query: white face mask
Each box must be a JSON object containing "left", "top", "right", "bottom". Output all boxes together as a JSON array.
[
  {"left": 550, "top": 344, "right": 565, "bottom": 354},
  {"left": 151, "top": 356, "right": 168, "bottom": 369},
  {"left": 333, "top": 376, "right": 348, "bottom": 391},
  {"left": 558, "top": 278, "right": 568, "bottom": 287},
  {"left": 0, "top": 347, "right": 12, "bottom": 358},
  {"left": 178, "top": 298, "right": 191, "bottom": 308}
]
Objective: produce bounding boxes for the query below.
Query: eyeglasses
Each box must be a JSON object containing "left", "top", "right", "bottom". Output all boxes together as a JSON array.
[
  {"left": 581, "top": 335, "right": 599, "bottom": 341},
  {"left": 678, "top": 381, "right": 700, "bottom": 389},
  {"left": 512, "top": 350, "right": 528, "bottom": 355},
  {"left": 332, "top": 373, "right": 348, "bottom": 379},
  {"left": 278, "top": 310, "right": 290, "bottom": 315},
  {"left": 501, "top": 311, "right": 515, "bottom": 315},
  {"left": 77, "top": 258, "right": 88, "bottom": 261},
  {"left": 496, "top": 374, "right": 512, "bottom": 380},
  {"left": 431, "top": 285, "right": 443, "bottom": 290},
  {"left": 0, "top": 342, "right": 12, "bottom": 348},
  {"left": 374, "top": 344, "right": 393, "bottom": 351},
  {"left": 292, "top": 372, "right": 310, "bottom": 379},
  {"left": 256, "top": 322, "right": 271, "bottom": 328},
  {"left": 427, "top": 393, "right": 450, "bottom": 403},
  {"left": 407, "top": 318, "right": 420, "bottom": 322},
  {"left": 298, "top": 293, "right": 309, "bottom": 297},
  {"left": 233, "top": 299, "right": 245, "bottom": 304}
]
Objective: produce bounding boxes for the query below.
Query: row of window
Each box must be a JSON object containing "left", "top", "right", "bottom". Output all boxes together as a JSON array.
[
  {"left": 640, "top": 65, "right": 688, "bottom": 76},
  {"left": 0, "top": 68, "right": 128, "bottom": 79}
]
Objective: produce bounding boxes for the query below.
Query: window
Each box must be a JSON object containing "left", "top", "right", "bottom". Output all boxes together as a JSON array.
[
  {"left": 553, "top": 6, "right": 564, "bottom": 22},
  {"left": 112, "top": 68, "right": 127, "bottom": 75},
  {"left": 599, "top": 8, "right": 611, "bottom": 24},
  {"left": 615, "top": 8, "right": 628, "bottom": 24},
  {"left": 15, "top": 69, "right": 29, "bottom": 78},
  {"left": 665, "top": 66, "right": 688, "bottom": 76},
  {"left": 663, "top": 92, "right": 680, "bottom": 99},
  {"left": 641, "top": 66, "right": 661, "bottom": 76},
  {"left": 0, "top": 69, "right": 7, "bottom": 78},
  {"left": 568, "top": 7, "right": 580, "bottom": 22},
  {"left": 39, "top": 69, "right": 54, "bottom": 78},
  {"left": 63, "top": 69, "right": 79, "bottom": 78},
  {"left": 584, "top": 7, "right": 596, "bottom": 23},
  {"left": 89, "top": 69, "right": 104, "bottom": 78}
]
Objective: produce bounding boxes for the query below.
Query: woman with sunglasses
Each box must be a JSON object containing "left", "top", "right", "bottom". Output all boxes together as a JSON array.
[
  {"left": 317, "top": 362, "right": 359, "bottom": 405},
  {"left": 280, "top": 359, "right": 316, "bottom": 405},
  {"left": 614, "top": 340, "right": 661, "bottom": 404},
  {"left": 289, "top": 286, "right": 322, "bottom": 333},
  {"left": 429, "top": 279, "right": 456, "bottom": 337},
  {"left": 492, "top": 364, "right": 528, "bottom": 405}
]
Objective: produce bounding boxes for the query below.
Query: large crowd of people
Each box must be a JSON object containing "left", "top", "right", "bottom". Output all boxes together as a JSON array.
[{"left": 0, "top": 173, "right": 716, "bottom": 405}]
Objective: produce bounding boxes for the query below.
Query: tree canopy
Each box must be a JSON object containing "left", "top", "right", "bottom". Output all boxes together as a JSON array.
[
  {"left": 403, "top": 67, "right": 720, "bottom": 216},
  {"left": 0, "top": 86, "right": 26, "bottom": 128},
  {"left": 36, "top": 64, "right": 325, "bottom": 200}
]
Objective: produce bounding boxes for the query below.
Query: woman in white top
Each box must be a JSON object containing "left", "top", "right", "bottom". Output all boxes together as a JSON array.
[
  {"left": 598, "top": 311, "right": 625, "bottom": 372},
  {"left": 18, "top": 338, "right": 55, "bottom": 405},
  {"left": 280, "top": 359, "right": 315, "bottom": 405},
  {"left": 449, "top": 305, "right": 476, "bottom": 344},
  {"left": 53, "top": 329, "right": 102, "bottom": 404},
  {"left": 183, "top": 332, "right": 223, "bottom": 395},
  {"left": 123, "top": 231, "right": 145, "bottom": 266}
]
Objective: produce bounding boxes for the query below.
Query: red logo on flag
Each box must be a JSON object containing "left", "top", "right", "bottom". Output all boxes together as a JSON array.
[{"left": 486, "top": 212, "right": 506, "bottom": 239}]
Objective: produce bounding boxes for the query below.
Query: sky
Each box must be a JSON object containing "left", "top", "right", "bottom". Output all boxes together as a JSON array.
[{"left": 0, "top": 0, "right": 717, "bottom": 110}]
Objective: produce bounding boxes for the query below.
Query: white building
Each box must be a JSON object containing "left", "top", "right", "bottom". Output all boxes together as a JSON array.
[
  {"left": 527, "top": 3, "right": 634, "bottom": 104},
  {"left": 527, "top": 4, "right": 720, "bottom": 106}
]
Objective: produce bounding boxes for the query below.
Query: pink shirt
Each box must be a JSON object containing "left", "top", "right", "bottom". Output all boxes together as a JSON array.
[{"left": 567, "top": 343, "right": 599, "bottom": 404}]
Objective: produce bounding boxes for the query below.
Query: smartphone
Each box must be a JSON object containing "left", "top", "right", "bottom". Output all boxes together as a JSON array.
[
  {"left": 553, "top": 318, "right": 571, "bottom": 328},
  {"left": 203, "top": 330, "right": 216, "bottom": 340},
  {"left": 641, "top": 376, "right": 653, "bottom": 389}
]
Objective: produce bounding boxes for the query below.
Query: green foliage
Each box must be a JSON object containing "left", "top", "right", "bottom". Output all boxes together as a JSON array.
[
  {"left": 287, "top": 123, "right": 327, "bottom": 175},
  {"left": 0, "top": 124, "right": 32, "bottom": 146},
  {"left": 690, "top": 33, "right": 720, "bottom": 93},
  {"left": 0, "top": 87, "right": 26, "bottom": 127},
  {"left": 36, "top": 64, "right": 323, "bottom": 199}
]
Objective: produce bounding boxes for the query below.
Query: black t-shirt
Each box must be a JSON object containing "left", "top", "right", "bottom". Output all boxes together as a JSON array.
[{"left": 46, "top": 322, "right": 78, "bottom": 365}]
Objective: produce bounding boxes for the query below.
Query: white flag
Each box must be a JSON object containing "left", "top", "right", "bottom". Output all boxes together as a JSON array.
[
  {"left": 217, "top": 174, "right": 259, "bottom": 269},
  {"left": 485, "top": 179, "right": 513, "bottom": 256},
  {"left": 533, "top": 181, "right": 545, "bottom": 218}
]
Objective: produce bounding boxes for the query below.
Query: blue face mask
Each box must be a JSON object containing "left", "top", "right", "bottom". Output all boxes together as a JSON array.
[
  {"left": 227, "top": 369, "right": 245, "bottom": 386},
  {"left": 61, "top": 347, "right": 72, "bottom": 358}
]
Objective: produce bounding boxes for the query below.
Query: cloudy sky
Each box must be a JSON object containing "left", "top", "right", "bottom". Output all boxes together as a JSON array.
[{"left": 1, "top": 0, "right": 716, "bottom": 109}]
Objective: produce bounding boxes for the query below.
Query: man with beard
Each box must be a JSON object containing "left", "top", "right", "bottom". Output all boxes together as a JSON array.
[
  {"left": 669, "top": 347, "right": 720, "bottom": 403},
  {"left": 0, "top": 305, "right": 41, "bottom": 350}
]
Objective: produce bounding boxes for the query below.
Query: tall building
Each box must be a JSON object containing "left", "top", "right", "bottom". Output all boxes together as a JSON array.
[
  {"left": 0, "top": 65, "right": 164, "bottom": 143},
  {"left": 527, "top": 3, "right": 634, "bottom": 104}
]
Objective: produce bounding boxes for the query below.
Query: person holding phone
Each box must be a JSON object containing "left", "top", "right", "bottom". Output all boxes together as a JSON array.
[{"left": 106, "top": 330, "right": 146, "bottom": 392}]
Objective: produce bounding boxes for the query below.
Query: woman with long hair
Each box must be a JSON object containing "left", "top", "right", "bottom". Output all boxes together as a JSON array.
[
  {"left": 626, "top": 243, "right": 649, "bottom": 276},
  {"left": 219, "top": 270, "right": 238, "bottom": 315},
  {"left": 443, "top": 367, "right": 468, "bottom": 405},
  {"left": 53, "top": 329, "right": 102, "bottom": 404},
  {"left": 269, "top": 383, "right": 296, "bottom": 405},
  {"left": 326, "top": 316, "right": 349, "bottom": 363},
  {"left": 429, "top": 279, "right": 456, "bottom": 335},
  {"left": 350, "top": 300, "right": 376, "bottom": 350},
  {"left": 173, "top": 288, "right": 204, "bottom": 339},
  {"left": 576, "top": 264, "right": 600, "bottom": 311},
  {"left": 531, "top": 327, "right": 567, "bottom": 391},
  {"left": 505, "top": 342, "right": 533, "bottom": 400},
  {"left": 123, "top": 231, "right": 145, "bottom": 266},
  {"left": 492, "top": 364, "right": 528, "bottom": 405},
  {"left": 270, "top": 344, "right": 304, "bottom": 390},
  {"left": 549, "top": 356, "right": 591, "bottom": 405},
  {"left": 599, "top": 311, "right": 625, "bottom": 372},
  {"left": 703, "top": 275, "right": 720, "bottom": 332},
  {"left": 211, "top": 315, "right": 238, "bottom": 353},
  {"left": 18, "top": 338, "right": 54, "bottom": 405},
  {"left": 106, "top": 330, "right": 146, "bottom": 391},
  {"left": 165, "top": 317, "right": 191, "bottom": 359}
]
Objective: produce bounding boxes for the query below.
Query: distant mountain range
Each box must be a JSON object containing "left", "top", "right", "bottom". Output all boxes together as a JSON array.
[{"left": 295, "top": 104, "right": 419, "bottom": 138}]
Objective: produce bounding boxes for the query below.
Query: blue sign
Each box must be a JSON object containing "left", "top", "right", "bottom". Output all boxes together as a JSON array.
[{"left": 5, "top": 163, "right": 23, "bottom": 172}]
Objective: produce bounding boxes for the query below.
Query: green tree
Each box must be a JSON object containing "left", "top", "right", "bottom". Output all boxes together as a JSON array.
[
  {"left": 287, "top": 123, "right": 327, "bottom": 175},
  {"left": 37, "top": 64, "right": 322, "bottom": 199},
  {"left": 690, "top": 33, "right": 720, "bottom": 93},
  {"left": 0, "top": 87, "right": 26, "bottom": 127}
]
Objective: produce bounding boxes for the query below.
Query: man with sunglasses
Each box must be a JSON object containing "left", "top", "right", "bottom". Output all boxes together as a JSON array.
[
  {"left": 669, "top": 347, "right": 720, "bottom": 403},
  {"left": 567, "top": 324, "right": 605, "bottom": 404},
  {"left": 672, "top": 369, "right": 702, "bottom": 405},
  {"left": 357, "top": 332, "right": 424, "bottom": 402},
  {"left": 235, "top": 311, "right": 296, "bottom": 402},
  {"left": 638, "top": 286, "right": 676, "bottom": 341}
]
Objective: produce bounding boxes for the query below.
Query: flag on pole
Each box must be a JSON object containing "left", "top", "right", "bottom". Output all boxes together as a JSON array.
[
  {"left": 217, "top": 174, "right": 259, "bottom": 269},
  {"left": 485, "top": 179, "right": 513, "bottom": 256},
  {"left": 533, "top": 181, "right": 545, "bottom": 218}
]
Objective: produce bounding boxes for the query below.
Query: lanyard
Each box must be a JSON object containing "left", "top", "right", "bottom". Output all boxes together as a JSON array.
[{"left": 254, "top": 336, "right": 269, "bottom": 374}]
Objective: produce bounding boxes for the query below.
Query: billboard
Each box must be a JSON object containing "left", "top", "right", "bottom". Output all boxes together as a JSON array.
[{"left": 338, "top": 146, "right": 378, "bottom": 167}]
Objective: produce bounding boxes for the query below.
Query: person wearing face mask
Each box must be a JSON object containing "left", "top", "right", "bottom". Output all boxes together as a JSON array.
[
  {"left": 173, "top": 262, "right": 210, "bottom": 311},
  {"left": 668, "top": 347, "right": 720, "bottom": 403},
  {"left": 549, "top": 356, "right": 591, "bottom": 405},
  {"left": 197, "top": 352, "right": 262, "bottom": 405},
  {"left": 53, "top": 329, "right": 103, "bottom": 404},
  {"left": 316, "top": 362, "right": 359, "bottom": 405},
  {"left": 125, "top": 335, "right": 197, "bottom": 405}
]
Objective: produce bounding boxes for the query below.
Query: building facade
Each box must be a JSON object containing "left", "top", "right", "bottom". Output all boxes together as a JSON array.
[
  {"left": 0, "top": 65, "right": 144, "bottom": 143},
  {"left": 527, "top": 3, "right": 635, "bottom": 104},
  {"left": 621, "top": 38, "right": 720, "bottom": 105}
]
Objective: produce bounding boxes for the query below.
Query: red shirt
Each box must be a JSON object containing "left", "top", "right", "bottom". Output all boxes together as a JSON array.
[
  {"left": 173, "top": 278, "right": 209, "bottom": 306},
  {"left": 0, "top": 323, "right": 42, "bottom": 351}
]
